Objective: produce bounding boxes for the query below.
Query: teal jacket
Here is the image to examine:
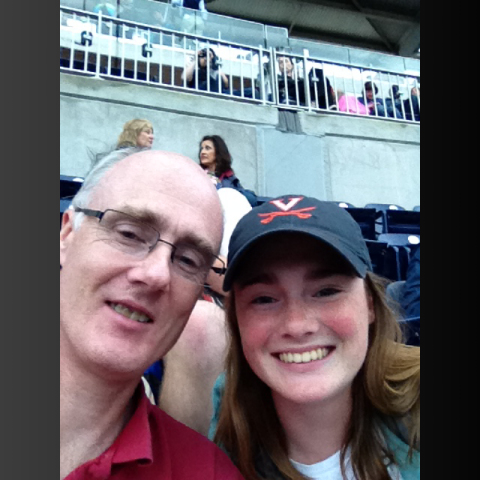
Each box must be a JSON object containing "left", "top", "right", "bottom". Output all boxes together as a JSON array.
[{"left": 209, "top": 373, "right": 420, "bottom": 479}]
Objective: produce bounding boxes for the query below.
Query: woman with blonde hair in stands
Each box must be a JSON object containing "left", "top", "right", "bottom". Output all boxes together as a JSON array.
[
  {"left": 117, "top": 119, "right": 154, "bottom": 149},
  {"left": 212, "top": 195, "right": 420, "bottom": 480}
]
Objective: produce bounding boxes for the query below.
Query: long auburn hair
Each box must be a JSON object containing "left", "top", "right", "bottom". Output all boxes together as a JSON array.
[
  {"left": 215, "top": 272, "right": 420, "bottom": 480},
  {"left": 199, "top": 135, "right": 233, "bottom": 177}
]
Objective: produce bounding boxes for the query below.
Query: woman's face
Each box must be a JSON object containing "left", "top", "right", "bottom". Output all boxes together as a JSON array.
[
  {"left": 136, "top": 128, "right": 154, "bottom": 149},
  {"left": 200, "top": 140, "right": 216, "bottom": 172},
  {"left": 233, "top": 234, "right": 374, "bottom": 407}
]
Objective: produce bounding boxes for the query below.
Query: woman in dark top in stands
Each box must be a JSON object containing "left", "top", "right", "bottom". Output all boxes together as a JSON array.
[{"left": 199, "top": 135, "right": 257, "bottom": 207}]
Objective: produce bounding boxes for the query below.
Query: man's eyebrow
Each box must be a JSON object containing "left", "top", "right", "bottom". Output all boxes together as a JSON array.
[
  {"left": 117, "top": 206, "right": 216, "bottom": 258},
  {"left": 118, "top": 206, "right": 159, "bottom": 225}
]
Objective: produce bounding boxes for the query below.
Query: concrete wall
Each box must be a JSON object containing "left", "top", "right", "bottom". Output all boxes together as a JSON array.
[{"left": 60, "top": 72, "right": 420, "bottom": 208}]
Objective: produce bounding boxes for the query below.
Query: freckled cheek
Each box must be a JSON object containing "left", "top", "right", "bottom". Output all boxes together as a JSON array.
[
  {"left": 322, "top": 306, "right": 369, "bottom": 340},
  {"left": 237, "top": 314, "right": 272, "bottom": 354}
]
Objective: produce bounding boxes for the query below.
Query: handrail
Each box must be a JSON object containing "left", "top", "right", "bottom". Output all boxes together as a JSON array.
[{"left": 60, "top": 6, "right": 420, "bottom": 122}]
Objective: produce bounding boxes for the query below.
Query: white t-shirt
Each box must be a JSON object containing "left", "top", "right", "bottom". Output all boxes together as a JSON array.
[
  {"left": 217, "top": 188, "right": 252, "bottom": 258},
  {"left": 291, "top": 449, "right": 403, "bottom": 480}
]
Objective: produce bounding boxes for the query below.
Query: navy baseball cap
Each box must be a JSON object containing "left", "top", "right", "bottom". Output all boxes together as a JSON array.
[{"left": 223, "top": 195, "right": 372, "bottom": 291}]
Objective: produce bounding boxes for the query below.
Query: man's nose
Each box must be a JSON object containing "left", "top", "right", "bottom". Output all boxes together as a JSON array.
[{"left": 127, "top": 244, "right": 173, "bottom": 291}]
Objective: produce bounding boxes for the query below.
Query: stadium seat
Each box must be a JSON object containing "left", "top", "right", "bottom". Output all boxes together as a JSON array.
[
  {"left": 385, "top": 209, "right": 420, "bottom": 234},
  {"left": 344, "top": 208, "right": 380, "bottom": 241},
  {"left": 364, "top": 203, "right": 406, "bottom": 236},
  {"left": 365, "top": 240, "right": 388, "bottom": 276},
  {"left": 378, "top": 233, "right": 420, "bottom": 281},
  {"left": 332, "top": 201, "right": 355, "bottom": 209}
]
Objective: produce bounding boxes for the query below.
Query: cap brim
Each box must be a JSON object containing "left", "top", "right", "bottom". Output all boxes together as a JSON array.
[{"left": 223, "top": 227, "right": 369, "bottom": 291}]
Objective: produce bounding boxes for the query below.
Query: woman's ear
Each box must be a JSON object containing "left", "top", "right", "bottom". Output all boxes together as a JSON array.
[{"left": 367, "top": 290, "right": 376, "bottom": 325}]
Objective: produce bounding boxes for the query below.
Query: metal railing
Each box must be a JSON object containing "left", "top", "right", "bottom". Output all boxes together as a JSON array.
[
  {"left": 60, "top": 6, "right": 420, "bottom": 122},
  {"left": 271, "top": 50, "right": 420, "bottom": 122},
  {"left": 60, "top": 6, "right": 275, "bottom": 104}
]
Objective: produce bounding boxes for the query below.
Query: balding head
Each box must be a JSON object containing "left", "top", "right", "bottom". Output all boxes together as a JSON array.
[{"left": 73, "top": 149, "right": 223, "bottom": 253}]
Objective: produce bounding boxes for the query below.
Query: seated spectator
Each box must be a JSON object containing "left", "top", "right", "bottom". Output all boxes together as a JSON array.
[
  {"left": 60, "top": 147, "right": 243, "bottom": 479},
  {"left": 199, "top": 135, "right": 258, "bottom": 207},
  {"left": 404, "top": 87, "right": 421, "bottom": 122},
  {"left": 212, "top": 196, "right": 420, "bottom": 479},
  {"left": 337, "top": 90, "right": 368, "bottom": 115},
  {"left": 183, "top": 48, "right": 229, "bottom": 93},
  {"left": 385, "top": 85, "right": 404, "bottom": 119},
  {"left": 358, "top": 81, "right": 387, "bottom": 117},
  {"left": 401, "top": 246, "right": 420, "bottom": 320},
  {"left": 171, "top": 0, "right": 208, "bottom": 36},
  {"left": 276, "top": 55, "right": 306, "bottom": 106},
  {"left": 117, "top": 119, "right": 154, "bottom": 149},
  {"left": 308, "top": 66, "right": 335, "bottom": 110}
]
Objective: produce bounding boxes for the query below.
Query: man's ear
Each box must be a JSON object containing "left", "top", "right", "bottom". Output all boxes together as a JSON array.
[{"left": 60, "top": 208, "right": 75, "bottom": 266}]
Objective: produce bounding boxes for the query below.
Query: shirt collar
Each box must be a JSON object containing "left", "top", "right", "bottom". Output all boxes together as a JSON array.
[
  {"left": 111, "top": 386, "right": 153, "bottom": 466},
  {"left": 219, "top": 170, "right": 234, "bottom": 181}
]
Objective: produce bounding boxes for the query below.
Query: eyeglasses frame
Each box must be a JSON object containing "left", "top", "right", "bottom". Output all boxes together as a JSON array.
[{"left": 74, "top": 207, "right": 227, "bottom": 279}]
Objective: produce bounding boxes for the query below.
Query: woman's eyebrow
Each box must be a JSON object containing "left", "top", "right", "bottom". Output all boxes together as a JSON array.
[{"left": 238, "top": 273, "right": 273, "bottom": 288}]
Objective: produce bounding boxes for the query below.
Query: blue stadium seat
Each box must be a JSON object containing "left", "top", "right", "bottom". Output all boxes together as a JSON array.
[
  {"left": 413, "top": 205, "right": 420, "bottom": 212},
  {"left": 378, "top": 233, "right": 420, "bottom": 281},
  {"left": 333, "top": 201, "right": 356, "bottom": 209},
  {"left": 344, "top": 208, "right": 380, "bottom": 241},
  {"left": 385, "top": 209, "right": 420, "bottom": 234},
  {"left": 364, "top": 203, "right": 406, "bottom": 236},
  {"left": 365, "top": 240, "right": 388, "bottom": 276}
]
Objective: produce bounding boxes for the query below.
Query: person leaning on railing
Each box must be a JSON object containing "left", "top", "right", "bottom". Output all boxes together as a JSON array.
[
  {"left": 276, "top": 56, "right": 307, "bottom": 106},
  {"left": 183, "top": 48, "right": 229, "bottom": 93}
]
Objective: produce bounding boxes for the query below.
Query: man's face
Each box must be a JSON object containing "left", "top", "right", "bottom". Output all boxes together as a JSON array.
[
  {"left": 366, "top": 88, "right": 374, "bottom": 101},
  {"left": 60, "top": 152, "right": 223, "bottom": 378}
]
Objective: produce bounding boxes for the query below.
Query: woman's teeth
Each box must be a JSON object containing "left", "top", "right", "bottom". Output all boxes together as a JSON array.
[
  {"left": 110, "top": 303, "right": 152, "bottom": 323},
  {"left": 279, "top": 348, "right": 331, "bottom": 364}
]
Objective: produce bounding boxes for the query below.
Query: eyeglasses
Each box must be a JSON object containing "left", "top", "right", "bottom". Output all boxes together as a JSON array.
[{"left": 74, "top": 208, "right": 226, "bottom": 284}]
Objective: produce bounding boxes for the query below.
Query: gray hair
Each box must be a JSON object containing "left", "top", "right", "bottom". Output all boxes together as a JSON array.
[{"left": 71, "top": 147, "right": 146, "bottom": 228}]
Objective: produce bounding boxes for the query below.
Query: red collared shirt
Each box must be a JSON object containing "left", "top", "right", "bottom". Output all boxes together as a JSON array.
[{"left": 65, "top": 388, "right": 244, "bottom": 479}]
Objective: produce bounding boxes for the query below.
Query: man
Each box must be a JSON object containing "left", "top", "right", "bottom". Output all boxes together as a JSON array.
[
  {"left": 276, "top": 55, "right": 306, "bottom": 106},
  {"left": 358, "top": 81, "right": 387, "bottom": 117},
  {"left": 60, "top": 148, "right": 243, "bottom": 479}
]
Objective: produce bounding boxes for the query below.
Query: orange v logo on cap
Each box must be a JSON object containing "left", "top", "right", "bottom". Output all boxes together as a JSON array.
[{"left": 259, "top": 197, "right": 316, "bottom": 225}]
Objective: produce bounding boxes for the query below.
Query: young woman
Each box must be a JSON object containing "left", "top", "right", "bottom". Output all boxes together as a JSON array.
[
  {"left": 213, "top": 195, "right": 420, "bottom": 480},
  {"left": 117, "top": 119, "right": 154, "bottom": 149},
  {"left": 198, "top": 135, "right": 257, "bottom": 207}
]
